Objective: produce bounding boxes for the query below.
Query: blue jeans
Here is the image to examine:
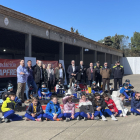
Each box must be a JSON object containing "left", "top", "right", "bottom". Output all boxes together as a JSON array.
[
  {"left": 43, "top": 113, "right": 63, "bottom": 121},
  {"left": 131, "top": 108, "right": 140, "bottom": 115},
  {"left": 26, "top": 80, "right": 37, "bottom": 99},
  {"left": 123, "top": 92, "right": 135, "bottom": 99},
  {"left": 4, "top": 110, "right": 22, "bottom": 121},
  {"left": 80, "top": 111, "right": 99, "bottom": 118},
  {"left": 25, "top": 113, "right": 43, "bottom": 121},
  {"left": 63, "top": 112, "right": 80, "bottom": 120}
]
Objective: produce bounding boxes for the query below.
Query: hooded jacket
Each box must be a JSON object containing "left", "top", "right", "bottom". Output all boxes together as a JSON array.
[
  {"left": 104, "top": 98, "right": 118, "bottom": 113},
  {"left": 26, "top": 102, "right": 43, "bottom": 116},
  {"left": 45, "top": 100, "right": 61, "bottom": 117},
  {"left": 1, "top": 97, "right": 15, "bottom": 112},
  {"left": 112, "top": 96, "right": 128, "bottom": 116},
  {"left": 62, "top": 96, "right": 75, "bottom": 115},
  {"left": 79, "top": 99, "right": 94, "bottom": 114}
]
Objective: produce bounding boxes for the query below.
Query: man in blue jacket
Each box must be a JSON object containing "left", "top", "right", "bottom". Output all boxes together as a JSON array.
[{"left": 131, "top": 92, "right": 140, "bottom": 116}]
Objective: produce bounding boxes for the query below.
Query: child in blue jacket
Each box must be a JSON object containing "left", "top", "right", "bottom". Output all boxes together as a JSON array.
[
  {"left": 120, "top": 83, "right": 135, "bottom": 100},
  {"left": 43, "top": 96, "right": 63, "bottom": 121},
  {"left": 131, "top": 92, "right": 140, "bottom": 115},
  {"left": 25, "top": 97, "right": 43, "bottom": 121},
  {"left": 38, "top": 82, "right": 52, "bottom": 100},
  {"left": 125, "top": 79, "right": 134, "bottom": 88}
]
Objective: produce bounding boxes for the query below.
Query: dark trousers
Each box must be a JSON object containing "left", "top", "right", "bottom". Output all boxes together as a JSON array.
[
  {"left": 114, "top": 78, "right": 122, "bottom": 90},
  {"left": 102, "top": 78, "right": 110, "bottom": 92},
  {"left": 78, "top": 75, "right": 86, "bottom": 84},
  {"left": 36, "top": 80, "right": 43, "bottom": 93},
  {"left": 48, "top": 80, "right": 54, "bottom": 91},
  {"left": 96, "top": 76, "right": 102, "bottom": 87}
]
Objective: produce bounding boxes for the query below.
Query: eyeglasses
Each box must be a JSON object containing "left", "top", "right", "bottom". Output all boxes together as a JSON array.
[{"left": 105, "top": 64, "right": 107, "bottom": 65}]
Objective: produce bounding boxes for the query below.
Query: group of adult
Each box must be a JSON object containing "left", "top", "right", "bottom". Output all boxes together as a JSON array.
[
  {"left": 16, "top": 59, "right": 124, "bottom": 103},
  {"left": 67, "top": 60, "right": 124, "bottom": 92},
  {"left": 16, "top": 60, "right": 65, "bottom": 103}
]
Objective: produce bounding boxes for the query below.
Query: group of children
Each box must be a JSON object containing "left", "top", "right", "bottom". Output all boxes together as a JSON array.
[{"left": 1, "top": 78, "right": 140, "bottom": 123}]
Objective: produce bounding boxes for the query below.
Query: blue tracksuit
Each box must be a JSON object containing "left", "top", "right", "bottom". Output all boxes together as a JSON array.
[
  {"left": 120, "top": 87, "right": 135, "bottom": 99},
  {"left": 38, "top": 88, "right": 52, "bottom": 99},
  {"left": 25, "top": 102, "right": 44, "bottom": 121},
  {"left": 131, "top": 97, "right": 140, "bottom": 115},
  {"left": 43, "top": 100, "right": 63, "bottom": 120}
]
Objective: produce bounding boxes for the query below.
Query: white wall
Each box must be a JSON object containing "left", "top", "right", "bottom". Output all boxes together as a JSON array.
[{"left": 120, "top": 57, "right": 140, "bottom": 74}]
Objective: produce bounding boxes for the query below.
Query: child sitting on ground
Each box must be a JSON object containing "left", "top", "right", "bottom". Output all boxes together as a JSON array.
[
  {"left": 92, "top": 93, "right": 117, "bottom": 121},
  {"left": 56, "top": 80, "right": 64, "bottom": 94},
  {"left": 0, "top": 92, "right": 22, "bottom": 123},
  {"left": 91, "top": 81, "right": 103, "bottom": 94},
  {"left": 102, "top": 93, "right": 122, "bottom": 118},
  {"left": 79, "top": 93, "right": 99, "bottom": 120},
  {"left": 25, "top": 97, "right": 43, "bottom": 121},
  {"left": 112, "top": 94, "right": 128, "bottom": 117},
  {"left": 62, "top": 94, "right": 80, "bottom": 122},
  {"left": 120, "top": 83, "right": 135, "bottom": 100},
  {"left": 38, "top": 82, "right": 52, "bottom": 100},
  {"left": 131, "top": 92, "right": 140, "bottom": 116},
  {"left": 43, "top": 96, "right": 63, "bottom": 121},
  {"left": 125, "top": 79, "right": 134, "bottom": 88}
]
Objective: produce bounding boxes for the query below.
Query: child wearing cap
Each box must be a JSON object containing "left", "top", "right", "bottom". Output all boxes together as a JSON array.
[
  {"left": 91, "top": 81, "right": 103, "bottom": 94},
  {"left": 56, "top": 80, "right": 64, "bottom": 94},
  {"left": 0, "top": 92, "right": 22, "bottom": 123},
  {"left": 38, "top": 82, "right": 52, "bottom": 100},
  {"left": 120, "top": 83, "right": 135, "bottom": 100},
  {"left": 62, "top": 95, "right": 80, "bottom": 122},
  {"left": 25, "top": 97, "right": 44, "bottom": 121},
  {"left": 125, "top": 79, "right": 134, "bottom": 88}
]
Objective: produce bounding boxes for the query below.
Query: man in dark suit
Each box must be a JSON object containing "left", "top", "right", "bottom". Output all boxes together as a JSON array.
[
  {"left": 33, "top": 61, "right": 44, "bottom": 93},
  {"left": 67, "top": 60, "right": 77, "bottom": 87},
  {"left": 86, "top": 62, "right": 96, "bottom": 87},
  {"left": 77, "top": 61, "right": 86, "bottom": 84}
]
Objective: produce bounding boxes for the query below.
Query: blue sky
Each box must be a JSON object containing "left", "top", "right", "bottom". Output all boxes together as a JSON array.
[{"left": 0, "top": 0, "right": 140, "bottom": 42}]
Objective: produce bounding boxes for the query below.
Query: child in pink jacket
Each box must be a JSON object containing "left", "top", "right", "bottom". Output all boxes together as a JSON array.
[{"left": 62, "top": 95, "right": 80, "bottom": 122}]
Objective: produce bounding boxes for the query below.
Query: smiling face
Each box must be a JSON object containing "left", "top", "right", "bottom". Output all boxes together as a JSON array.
[
  {"left": 95, "top": 95, "right": 100, "bottom": 100},
  {"left": 90, "top": 63, "right": 93, "bottom": 67},
  {"left": 71, "top": 61, "right": 75, "bottom": 66},
  {"left": 10, "top": 95, "right": 15, "bottom": 101},
  {"left": 32, "top": 99, "right": 38, "bottom": 106},
  {"left": 81, "top": 95, "right": 86, "bottom": 101},
  {"left": 27, "top": 61, "right": 32, "bottom": 67},
  {"left": 20, "top": 60, "right": 24, "bottom": 66},
  {"left": 104, "top": 96, "right": 109, "bottom": 101},
  {"left": 68, "top": 97, "right": 72, "bottom": 102},
  {"left": 52, "top": 97, "right": 58, "bottom": 104}
]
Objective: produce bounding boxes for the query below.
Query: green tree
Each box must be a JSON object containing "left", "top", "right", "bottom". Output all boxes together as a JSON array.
[
  {"left": 70, "top": 27, "right": 75, "bottom": 33},
  {"left": 131, "top": 32, "right": 140, "bottom": 51},
  {"left": 112, "top": 34, "right": 120, "bottom": 49},
  {"left": 104, "top": 36, "right": 113, "bottom": 46}
]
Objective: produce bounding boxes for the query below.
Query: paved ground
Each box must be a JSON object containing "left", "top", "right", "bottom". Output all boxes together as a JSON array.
[{"left": 0, "top": 75, "right": 140, "bottom": 140}]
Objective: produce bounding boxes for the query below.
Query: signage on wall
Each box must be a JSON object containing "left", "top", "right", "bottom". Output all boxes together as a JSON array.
[{"left": 4, "top": 17, "right": 9, "bottom": 26}]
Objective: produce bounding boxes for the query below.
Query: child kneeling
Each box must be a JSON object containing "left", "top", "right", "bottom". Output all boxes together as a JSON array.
[
  {"left": 43, "top": 96, "right": 63, "bottom": 121},
  {"left": 79, "top": 93, "right": 99, "bottom": 120},
  {"left": 1, "top": 92, "right": 22, "bottom": 123},
  {"left": 62, "top": 95, "right": 80, "bottom": 122},
  {"left": 25, "top": 97, "right": 43, "bottom": 121}
]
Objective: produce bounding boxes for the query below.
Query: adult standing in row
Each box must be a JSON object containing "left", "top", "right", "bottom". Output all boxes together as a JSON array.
[
  {"left": 67, "top": 60, "right": 77, "bottom": 88},
  {"left": 86, "top": 62, "right": 96, "bottom": 87},
  {"left": 16, "top": 59, "right": 29, "bottom": 102},
  {"left": 112, "top": 61, "right": 124, "bottom": 90},
  {"left": 77, "top": 61, "right": 86, "bottom": 84},
  {"left": 25, "top": 60, "right": 37, "bottom": 103},
  {"left": 47, "top": 64, "right": 55, "bottom": 91},
  {"left": 94, "top": 61, "right": 102, "bottom": 87},
  {"left": 34, "top": 61, "right": 44, "bottom": 93},
  {"left": 55, "top": 63, "right": 65, "bottom": 84},
  {"left": 42, "top": 64, "right": 48, "bottom": 86},
  {"left": 100, "top": 62, "right": 112, "bottom": 92}
]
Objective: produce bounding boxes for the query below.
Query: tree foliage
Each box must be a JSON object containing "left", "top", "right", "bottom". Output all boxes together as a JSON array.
[
  {"left": 131, "top": 32, "right": 140, "bottom": 51},
  {"left": 70, "top": 27, "right": 83, "bottom": 36}
]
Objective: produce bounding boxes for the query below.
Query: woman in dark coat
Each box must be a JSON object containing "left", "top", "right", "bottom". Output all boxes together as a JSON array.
[{"left": 42, "top": 64, "right": 48, "bottom": 87}]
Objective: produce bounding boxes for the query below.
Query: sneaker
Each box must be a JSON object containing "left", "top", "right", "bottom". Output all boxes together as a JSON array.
[
  {"left": 111, "top": 115, "right": 118, "bottom": 121},
  {"left": 134, "top": 113, "right": 137, "bottom": 116},
  {"left": 119, "top": 114, "right": 123, "bottom": 117},
  {"left": 84, "top": 117, "right": 87, "bottom": 121},
  {"left": 56, "top": 118, "right": 63, "bottom": 121},
  {"left": 101, "top": 115, "right": 107, "bottom": 121},
  {"left": 77, "top": 116, "right": 80, "bottom": 120},
  {"left": 4, "top": 118, "right": 9, "bottom": 123},
  {"left": 66, "top": 118, "right": 70, "bottom": 122},
  {"left": 94, "top": 116, "right": 100, "bottom": 120},
  {"left": 25, "top": 117, "right": 31, "bottom": 121},
  {"left": 35, "top": 118, "right": 42, "bottom": 122}
]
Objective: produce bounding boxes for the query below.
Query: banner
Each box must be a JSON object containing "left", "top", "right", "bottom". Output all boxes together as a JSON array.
[
  {"left": 37, "top": 60, "right": 58, "bottom": 69},
  {"left": 0, "top": 59, "right": 20, "bottom": 78}
]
